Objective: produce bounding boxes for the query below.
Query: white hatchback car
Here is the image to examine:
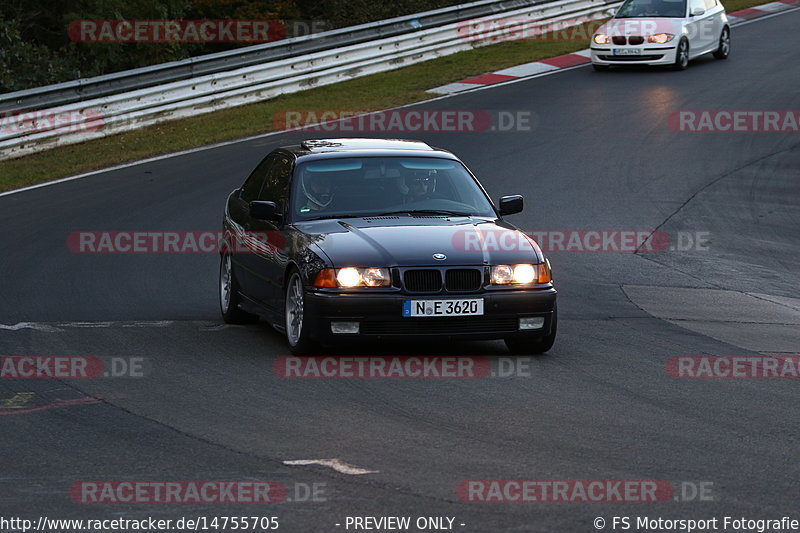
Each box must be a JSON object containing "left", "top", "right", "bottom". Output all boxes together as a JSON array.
[{"left": 590, "top": 0, "right": 730, "bottom": 70}]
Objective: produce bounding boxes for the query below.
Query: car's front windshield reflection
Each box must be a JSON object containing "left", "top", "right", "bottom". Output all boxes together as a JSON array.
[
  {"left": 615, "top": 0, "right": 687, "bottom": 17},
  {"left": 291, "top": 157, "right": 497, "bottom": 221}
]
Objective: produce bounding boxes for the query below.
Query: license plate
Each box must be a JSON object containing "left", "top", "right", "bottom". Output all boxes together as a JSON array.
[
  {"left": 403, "top": 299, "right": 484, "bottom": 317},
  {"left": 613, "top": 48, "right": 641, "bottom": 55}
]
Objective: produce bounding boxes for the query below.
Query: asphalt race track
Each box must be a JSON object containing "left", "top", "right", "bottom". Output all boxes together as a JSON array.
[{"left": 1, "top": 9, "right": 799, "bottom": 532}]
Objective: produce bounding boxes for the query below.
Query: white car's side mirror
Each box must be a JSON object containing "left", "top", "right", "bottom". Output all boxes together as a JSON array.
[{"left": 691, "top": 7, "right": 706, "bottom": 15}]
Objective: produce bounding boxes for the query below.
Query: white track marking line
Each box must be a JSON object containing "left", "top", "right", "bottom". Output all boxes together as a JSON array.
[
  {"left": 1, "top": 4, "right": 797, "bottom": 199},
  {"left": 57, "top": 321, "right": 114, "bottom": 328},
  {"left": 0, "top": 320, "right": 175, "bottom": 331},
  {"left": 56, "top": 320, "right": 174, "bottom": 328},
  {"left": 120, "top": 320, "right": 173, "bottom": 328},
  {"left": 283, "top": 458, "right": 379, "bottom": 475},
  {"left": 0, "top": 322, "right": 63, "bottom": 332}
]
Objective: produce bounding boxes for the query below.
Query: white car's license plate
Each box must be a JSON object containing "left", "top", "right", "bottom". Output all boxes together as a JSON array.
[
  {"left": 403, "top": 299, "right": 484, "bottom": 317},
  {"left": 613, "top": 48, "right": 641, "bottom": 55}
]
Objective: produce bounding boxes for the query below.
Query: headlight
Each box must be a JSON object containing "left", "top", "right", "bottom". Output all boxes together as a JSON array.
[
  {"left": 593, "top": 33, "right": 611, "bottom": 44},
  {"left": 314, "top": 267, "right": 391, "bottom": 288},
  {"left": 336, "top": 267, "right": 362, "bottom": 287},
  {"left": 361, "top": 267, "right": 391, "bottom": 287},
  {"left": 491, "top": 264, "right": 548, "bottom": 285},
  {"left": 647, "top": 33, "right": 674, "bottom": 44}
]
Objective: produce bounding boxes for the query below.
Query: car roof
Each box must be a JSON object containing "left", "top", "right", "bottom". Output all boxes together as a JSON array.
[{"left": 277, "top": 138, "right": 459, "bottom": 162}]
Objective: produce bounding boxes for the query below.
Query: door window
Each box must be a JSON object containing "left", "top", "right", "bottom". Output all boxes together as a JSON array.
[
  {"left": 259, "top": 154, "right": 292, "bottom": 214},
  {"left": 240, "top": 157, "right": 271, "bottom": 203}
]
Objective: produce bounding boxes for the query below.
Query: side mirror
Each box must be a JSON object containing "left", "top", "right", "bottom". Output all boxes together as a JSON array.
[
  {"left": 691, "top": 7, "right": 705, "bottom": 15},
  {"left": 499, "top": 195, "right": 524, "bottom": 216},
  {"left": 250, "top": 201, "right": 282, "bottom": 222}
]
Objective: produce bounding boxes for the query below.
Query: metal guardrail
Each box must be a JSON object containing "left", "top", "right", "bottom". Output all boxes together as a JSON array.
[
  {"left": 0, "top": 0, "right": 620, "bottom": 160},
  {"left": 0, "top": 0, "right": 545, "bottom": 113}
]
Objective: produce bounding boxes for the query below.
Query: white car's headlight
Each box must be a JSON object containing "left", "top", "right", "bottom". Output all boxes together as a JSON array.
[
  {"left": 594, "top": 33, "right": 611, "bottom": 44},
  {"left": 647, "top": 33, "right": 675, "bottom": 44}
]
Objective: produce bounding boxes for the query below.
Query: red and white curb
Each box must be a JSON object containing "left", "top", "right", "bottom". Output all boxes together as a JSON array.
[
  {"left": 428, "top": 0, "right": 800, "bottom": 94},
  {"left": 727, "top": 0, "right": 800, "bottom": 22},
  {"left": 430, "top": 50, "right": 592, "bottom": 94}
]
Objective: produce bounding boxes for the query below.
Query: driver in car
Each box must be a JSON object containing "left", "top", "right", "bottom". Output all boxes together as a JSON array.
[
  {"left": 299, "top": 172, "right": 334, "bottom": 213},
  {"left": 401, "top": 169, "right": 439, "bottom": 203}
]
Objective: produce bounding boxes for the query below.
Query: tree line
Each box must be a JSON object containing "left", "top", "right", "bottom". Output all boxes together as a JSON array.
[{"left": 1, "top": 0, "right": 463, "bottom": 93}]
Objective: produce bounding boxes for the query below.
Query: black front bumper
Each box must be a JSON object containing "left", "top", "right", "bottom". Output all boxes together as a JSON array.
[{"left": 303, "top": 287, "right": 557, "bottom": 342}]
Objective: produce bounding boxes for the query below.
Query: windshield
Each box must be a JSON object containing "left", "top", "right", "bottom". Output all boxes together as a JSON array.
[
  {"left": 290, "top": 157, "right": 497, "bottom": 221},
  {"left": 615, "top": 0, "right": 686, "bottom": 17}
]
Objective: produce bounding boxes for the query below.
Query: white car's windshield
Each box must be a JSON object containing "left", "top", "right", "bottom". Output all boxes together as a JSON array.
[
  {"left": 616, "top": 0, "right": 687, "bottom": 17},
  {"left": 291, "top": 157, "right": 496, "bottom": 221}
]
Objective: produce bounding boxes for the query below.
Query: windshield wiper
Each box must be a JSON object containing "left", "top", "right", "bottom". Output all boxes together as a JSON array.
[{"left": 375, "top": 209, "right": 473, "bottom": 217}]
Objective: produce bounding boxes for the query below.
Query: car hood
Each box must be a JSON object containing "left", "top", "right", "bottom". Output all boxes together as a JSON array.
[
  {"left": 596, "top": 18, "right": 685, "bottom": 37},
  {"left": 296, "top": 217, "right": 544, "bottom": 267}
]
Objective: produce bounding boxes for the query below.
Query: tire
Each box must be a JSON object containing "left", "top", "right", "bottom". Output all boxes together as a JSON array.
[
  {"left": 712, "top": 27, "right": 730, "bottom": 59},
  {"left": 592, "top": 63, "right": 610, "bottom": 72},
  {"left": 673, "top": 38, "right": 690, "bottom": 70},
  {"left": 504, "top": 303, "right": 558, "bottom": 355},
  {"left": 219, "top": 251, "right": 258, "bottom": 324},
  {"left": 284, "top": 270, "right": 319, "bottom": 355}
]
